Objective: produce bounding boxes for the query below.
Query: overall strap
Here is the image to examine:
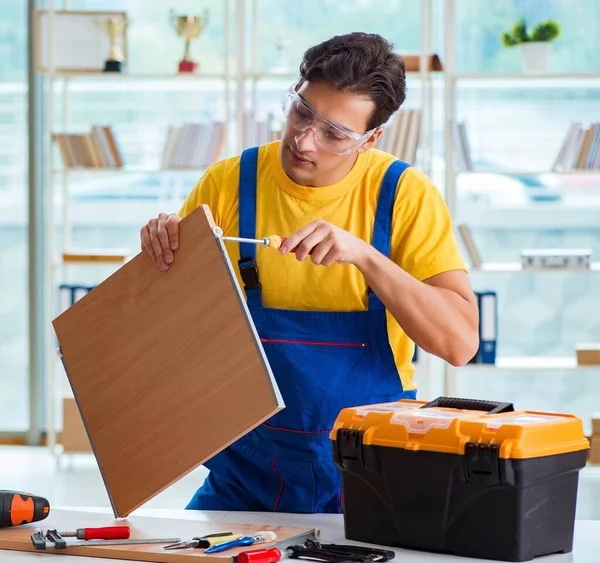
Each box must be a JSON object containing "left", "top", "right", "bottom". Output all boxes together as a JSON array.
[
  {"left": 238, "top": 146, "right": 262, "bottom": 308},
  {"left": 369, "top": 159, "right": 411, "bottom": 311}
]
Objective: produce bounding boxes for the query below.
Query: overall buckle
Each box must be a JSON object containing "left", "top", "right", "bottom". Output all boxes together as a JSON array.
[{"left": 238, "top": 256, "right": 261, "bottom": 291}]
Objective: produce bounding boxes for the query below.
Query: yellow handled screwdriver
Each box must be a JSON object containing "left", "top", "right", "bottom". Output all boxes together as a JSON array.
[{"left": 213, "top": 227, "right": 310, "bottom": 254}]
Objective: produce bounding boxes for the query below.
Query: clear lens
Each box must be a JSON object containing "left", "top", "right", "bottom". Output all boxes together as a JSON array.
[{"left": 281, "top": 90, "right": 367, "bottom": 155}]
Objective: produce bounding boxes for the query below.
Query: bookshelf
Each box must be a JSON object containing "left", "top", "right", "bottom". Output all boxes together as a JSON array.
[
  {"left": 40, "top": 2, "right": 236, "bottom": 454},
  {"left": 443, "top": 0, "right": 600, "bottom": 397}
]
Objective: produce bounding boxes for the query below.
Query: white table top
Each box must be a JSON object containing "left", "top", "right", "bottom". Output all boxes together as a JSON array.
[{"left": 2, "top": 507, "right": 599, "bottom": 562}]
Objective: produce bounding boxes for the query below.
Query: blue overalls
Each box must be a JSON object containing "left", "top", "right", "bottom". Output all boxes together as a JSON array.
[{"left": 186, "top": 147, "right": 417, "bottom": 513}]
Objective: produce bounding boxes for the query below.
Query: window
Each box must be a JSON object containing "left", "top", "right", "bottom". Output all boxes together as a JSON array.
[{"left": 0, "top": 1, "right": 28, "bottom": 431}]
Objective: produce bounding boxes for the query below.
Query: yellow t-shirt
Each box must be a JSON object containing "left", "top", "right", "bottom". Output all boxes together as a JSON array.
[{"left": 178, "top": 141, "right": 466, "bottom": 391}]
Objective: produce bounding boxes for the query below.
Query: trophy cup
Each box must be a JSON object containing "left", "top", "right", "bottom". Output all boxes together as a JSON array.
[
  {"left": 270, "top": 34, "right": 291, "bottom": 74},
  {"left": 171, "top": 11, "right": 209, "bottom": 73},
  {"left": 98, "top": 16, "right": 128, "bottom": 72}
]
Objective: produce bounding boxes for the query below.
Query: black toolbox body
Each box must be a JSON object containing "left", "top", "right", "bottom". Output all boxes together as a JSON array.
[{"left": 331, "top": 397, "right": 589, "bottom": 562}]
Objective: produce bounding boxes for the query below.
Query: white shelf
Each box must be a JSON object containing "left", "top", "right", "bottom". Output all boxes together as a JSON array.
[
  {"left": 52, "top": 71, "right": 227, "bottom": 80},
  {"left": 462, "top": 356, "right": 599, "bottom": 371},
  {"left": 247, "top": 70, "right": 442, "bottom": 80},
  {"left": 457, "top": 170, "right": 600, "bottom": 176},
  {"left": 52, "top": 166, "right": 206, "bottom": 175},
  {"left": 472, "top": 262, "right": 600, "bottom": 274},
  {"left": 451, "top": 72, "right": 600, "bottom": 81}
]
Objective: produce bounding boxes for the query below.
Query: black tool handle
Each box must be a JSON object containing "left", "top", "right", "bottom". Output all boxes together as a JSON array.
[
  {"left": 305, "top": 541, "right": 395, "bottom": 562},
  {"left": 30, "top": 529, "right": 46, "bottom": 550},
  {"left": 286, "top": 545, "right": 370, "bottom": 563},
  {"left": 0, "top": 490, "right": 50, "bottom": 528},
  {"left": 46, "top": 529, "right": 67, "bottom": 549},
  {"left": 421, "top": 396, "right": 514, "bottom": 414}
]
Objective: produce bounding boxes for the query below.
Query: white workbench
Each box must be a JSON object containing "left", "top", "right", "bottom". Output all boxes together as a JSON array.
[{"left": 2, "top": 508, "right": 599, "bottom": 562}]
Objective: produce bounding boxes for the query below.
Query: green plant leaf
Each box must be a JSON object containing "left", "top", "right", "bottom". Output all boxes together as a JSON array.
[
  {"left": 513, "top": 18, "right": 529, "bottom": 43},
  {"left": 531, "top": 20, "right": 560, "bottom": 42},
  {"left": 500, "top": 17, "right": 530, "bottom": 47}
]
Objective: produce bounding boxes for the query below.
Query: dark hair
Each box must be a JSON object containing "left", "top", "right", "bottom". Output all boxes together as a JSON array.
[{"left": 299, "top": 32, "right": 406, "bottom": 130}]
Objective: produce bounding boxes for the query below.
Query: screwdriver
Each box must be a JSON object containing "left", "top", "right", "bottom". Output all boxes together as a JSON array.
[
  {"left": 204, "top": 531, "right": 278, "bottom": 554},
  {"left": 212, "top": 228, "right": 309, "bottom": 254}
]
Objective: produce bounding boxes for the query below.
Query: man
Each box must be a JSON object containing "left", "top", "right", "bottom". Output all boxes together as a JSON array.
[{"left": 141, "top": 32, "right": 479, "bottom": 513}]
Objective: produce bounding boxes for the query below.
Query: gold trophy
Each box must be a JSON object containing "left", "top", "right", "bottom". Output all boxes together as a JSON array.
[
  {"left": 98, "top": 16, "right": 128, "bottom": 72},
  {"left": 171, "top": 10, "right": 208, "bottom": 73}
]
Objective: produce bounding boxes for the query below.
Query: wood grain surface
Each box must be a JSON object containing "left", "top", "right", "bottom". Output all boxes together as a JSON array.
[
  {"left": 0, "top": 509, "right": 316, "bottom": 562},
  {"left": 52, "top": 205, "right": 283, "bottom": 517}
]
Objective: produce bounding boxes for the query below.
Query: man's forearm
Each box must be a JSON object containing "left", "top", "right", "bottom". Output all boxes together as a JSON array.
[{"left": 356, "top": 247, "right": 479, "bottom": 367}]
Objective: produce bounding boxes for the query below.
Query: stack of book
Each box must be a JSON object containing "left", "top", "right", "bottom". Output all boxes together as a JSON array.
[
  {"left": 451, "top": 121, "right": 473, "bottom": 171},
  {"left": 552, "top": 122, "right": 600, "bottom": 171},
  {"left": 377, "top": 109, "right": 421, "bottom": 163},
  {"left": 54, "top": 126, "right": 124, "bottom": 168},
  {"left": 161, "top": 122, "right": 226, "bottom": 169},
  {"left": 455, "top": 223, "right": 482, "bottom": 269},
  {"left": 243, "top": 112, "right": 281, "bottom": 148}
]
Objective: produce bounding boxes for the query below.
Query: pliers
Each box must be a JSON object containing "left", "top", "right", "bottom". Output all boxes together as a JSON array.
[{"left": 164, "top": 531, "right": 239, "bottom": 550}]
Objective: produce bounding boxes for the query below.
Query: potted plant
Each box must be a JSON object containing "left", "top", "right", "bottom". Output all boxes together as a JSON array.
[{"left": 501, "top": 18, "right": 560, "bottom": 73}]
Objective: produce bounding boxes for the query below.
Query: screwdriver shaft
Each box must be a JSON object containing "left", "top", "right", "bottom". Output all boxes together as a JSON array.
[{"left": 221, "top": 235, "right": 270, "bottom": 246}]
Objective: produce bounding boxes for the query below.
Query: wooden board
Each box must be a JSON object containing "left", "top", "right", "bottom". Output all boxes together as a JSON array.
[
  {"left": 52, "top": 205, "right": 284, "bottom": 518},
  {"left": 0, "top": 509, "right": 317, "bottom": 562}
]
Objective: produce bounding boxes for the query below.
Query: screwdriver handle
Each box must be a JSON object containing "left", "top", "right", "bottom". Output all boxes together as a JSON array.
[
  {"left": 84, "top": 526, "right": 130, "bottom": 540},
  {"left": 238, "top": 547, "right": 282, "bottom": 563},
  {"left": 60, "top": 526, "right": 130, "bottom": 540}
]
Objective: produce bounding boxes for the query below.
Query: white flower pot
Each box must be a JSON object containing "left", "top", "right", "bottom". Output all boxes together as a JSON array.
[{"left": 520, "top": 41, "right": 551, "bottom": 73}]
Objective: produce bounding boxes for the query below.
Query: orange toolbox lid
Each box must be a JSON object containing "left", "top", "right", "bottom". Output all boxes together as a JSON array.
[{"left": 331, "top": 397, "right": 590, "bottom": 460}]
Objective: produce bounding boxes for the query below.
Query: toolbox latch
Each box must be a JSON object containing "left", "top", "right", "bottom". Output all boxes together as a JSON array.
[
  {"left": 465, "top": 442, "right": 500, "bottom": 485},
  {"left": 334, "top": 429, "right": 379, "bottom": 473}
]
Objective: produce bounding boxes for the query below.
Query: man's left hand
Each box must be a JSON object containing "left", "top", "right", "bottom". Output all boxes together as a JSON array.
[{"left": 280, "top": 220, "right": 373, "bottom": 267}]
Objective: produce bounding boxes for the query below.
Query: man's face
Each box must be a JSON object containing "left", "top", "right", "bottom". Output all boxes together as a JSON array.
[{"left": 279, "top": 79, "right": 380, "bottom": 187}]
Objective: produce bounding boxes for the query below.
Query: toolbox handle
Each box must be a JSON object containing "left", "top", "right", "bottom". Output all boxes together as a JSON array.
[{"left": 421, "top": 397, "right": 514, "bottom": 414}]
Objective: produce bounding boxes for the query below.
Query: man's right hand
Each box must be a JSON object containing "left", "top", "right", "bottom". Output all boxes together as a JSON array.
[{"left": 140, "top": 213, "right": 181, "bottom": 271}]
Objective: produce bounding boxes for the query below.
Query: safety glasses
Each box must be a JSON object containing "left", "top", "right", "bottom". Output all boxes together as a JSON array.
[{"left": 280, "top": 84, "right": 377, "bottom": 155}]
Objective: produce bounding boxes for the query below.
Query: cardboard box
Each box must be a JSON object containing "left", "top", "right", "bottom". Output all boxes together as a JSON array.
[
  {"left": 589, "top": 436, "right": 600, "bottom": 465},
  {"left": 575, "top": 344, "right": 600, "bottom": 365},
  {"left": 61, "top": 396, "right": 92, "bottom": 453},
  {"left": 589, "top": 413, "right": 600, "bottom": 465}
]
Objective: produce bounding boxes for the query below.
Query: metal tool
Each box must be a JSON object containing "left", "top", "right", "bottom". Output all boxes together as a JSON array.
[
  {"left": 31, "top": 528, "right": 180, "bottom": 551},
  {"left": 212, "top": 226, "right": 309, "bottom": 254},
  {"left": 213, "top": 227, "right": 276, "bottom": 248},
  {"left": 163, "top": 531, "right": 240, "bottom": 550}
]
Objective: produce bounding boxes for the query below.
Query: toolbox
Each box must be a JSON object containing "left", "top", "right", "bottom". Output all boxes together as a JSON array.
[{"left": 331, "top": 397, "right": 590, "bottom": 562}]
